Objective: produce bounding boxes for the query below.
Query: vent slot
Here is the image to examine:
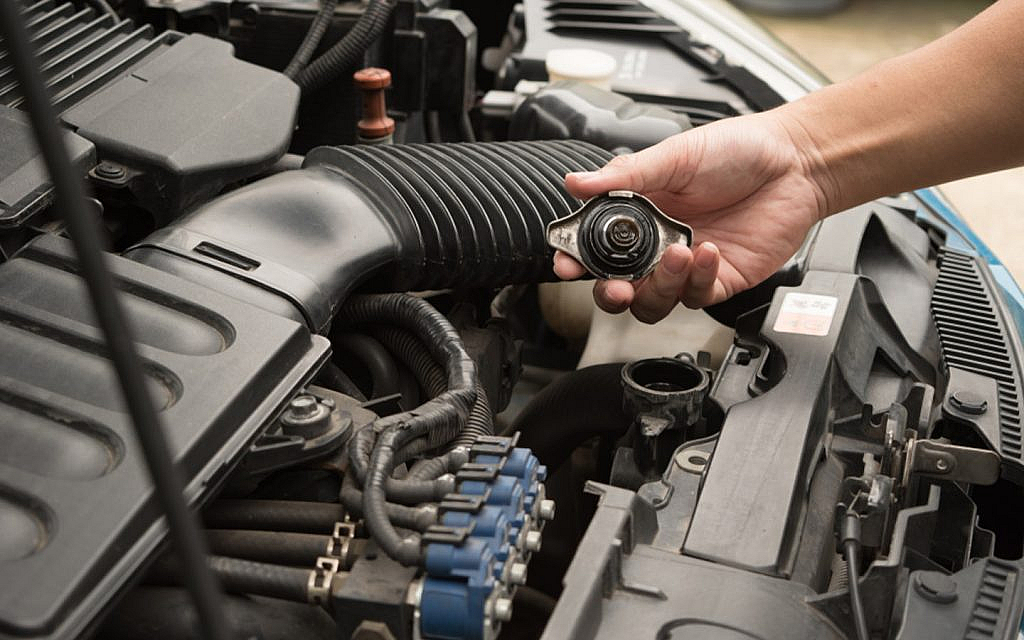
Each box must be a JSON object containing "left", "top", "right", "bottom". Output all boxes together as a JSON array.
[
  {"left": 0, "top": 0, "right": 173, "bottom": 112},
  {"left": 546, "top": 0, "right": 680, "bottom": 34},
  {"left": 931, "top": 248, "right": 1023, "bottom": 458},
  {"left": 965, "top": 560, "right": 1015, "bottom": 639}
]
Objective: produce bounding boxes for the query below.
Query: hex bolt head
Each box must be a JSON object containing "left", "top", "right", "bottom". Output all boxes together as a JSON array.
[
  {"left": 950, "top": 390, "right": 988, "bottom": 415},
  {"left": 538, "top": 499, "right": 556, "bottom": 521},
  {"left": 494, "top": 597, "right": 514, "bottom": 622},
  {"left": 508, "top": 562, "right": 528, "bottom": 585},
  {"left": 913, "top": 571, "right": 958, "bottom": 604},
  {"left": 94, "top": 162, "right": 125, "bottom": 180},
  {"left": 524, "top": 530, "right": 542, "bottom": 552},
  {"left": 288, "top": 394, "right": 319, "bottom": 417}
]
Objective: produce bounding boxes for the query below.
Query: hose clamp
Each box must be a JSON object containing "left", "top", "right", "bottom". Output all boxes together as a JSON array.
[{"left": 307, "top": 556, "right": 341, "bottom": 606}]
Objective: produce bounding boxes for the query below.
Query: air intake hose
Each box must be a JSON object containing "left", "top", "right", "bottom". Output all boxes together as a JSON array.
[{"left": 127, "top": 140, "right": 614, "bottom": 333}]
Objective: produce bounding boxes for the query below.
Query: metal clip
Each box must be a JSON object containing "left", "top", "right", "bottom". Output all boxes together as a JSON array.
[{"left": 307, "top": 556, "right": 341, "bottom": 606}]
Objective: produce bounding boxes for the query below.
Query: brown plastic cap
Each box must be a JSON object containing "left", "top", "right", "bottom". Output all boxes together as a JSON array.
[{"left": 353, "top": 67, "right": 392, "bottom": 90}]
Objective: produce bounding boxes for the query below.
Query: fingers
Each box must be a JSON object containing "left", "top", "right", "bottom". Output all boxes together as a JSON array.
[
  {"left": 593, "top": 279, "right": 634, "bottom": 314},
  {"left": 553, "top": 250, "right": 587, "bottom": 280},
  {"left": 680, "top": 242, "right": 725, "bottom": 309},
  {"left": 629, "top": 244, "right": 693, "bottom": 324},
  {"left": 564, "top": 136, "right": 685, "bottom": 199}
]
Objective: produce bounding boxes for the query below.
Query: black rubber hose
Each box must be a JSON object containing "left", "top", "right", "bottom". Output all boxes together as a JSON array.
[
  {"left": 295, "top": 0, "right": 397, "bottom": 93},
  {"left": 511, "top": 363, "right": 629, "bottom": 472},
  {"left": 340, "top": 472, "right": 438, "bottom": 532},
  {"left": 283, "top": 0, "right": 338, "bottom": 79},
  {"left": 100, "top": 587, "right": 338, "bottom": 640},
  {"left": 205, "top": 530, "right": 331, "bottom": 567},
  {"left": 314, "top": 360, "right": 366, "bottom": 400},
  {"left": 342, "top": 294, "right": 478, "bottom": 464},
  {"left": 203, "top": 500, "right": 344, "bottom": 534},
  {"left": 150, "top": 555, "right": 313, "bottom": 603},
  {"left": 0, "top": 7, "right": 231, "bottom": 640},
  {"left": 372, "top": 326, "right": 448, "bottom": 398},
  {"left": 334, "top": 333, "right": 403, "bottom": 401}
]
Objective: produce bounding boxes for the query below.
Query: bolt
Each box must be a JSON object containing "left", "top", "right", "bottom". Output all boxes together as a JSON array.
[
  {"left": 288, "top": 394, "right": 319, "bottom": 417},
  {"left": 913, "top": 571, "right": 958, "bottom": 604},
  {"left": 950, "top": 390, "right": 987, "bottom": 415},
  {"left": 94, "top": 162, "right": 125, "bottom": 180},
  {"left": 493, "top": 597, "right": 514, "bottom": 622},
  {"left": 935, "top": 458, "right": 950, "bottom": 472},
  {"left": 508, "top": 562, "right": 528, "bottom": 585},
  {"left": 538, "top": 499, "right": 556, "bottom": 521},
  {"left": 524, "top": 530, "right": 542, "bottom": 553}
]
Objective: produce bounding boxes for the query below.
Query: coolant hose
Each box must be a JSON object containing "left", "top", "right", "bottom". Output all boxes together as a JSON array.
[
  {"left": 205, "top": 530, "right": 333, "bottom": 567},
  {"left": 334, "top": 333, "right": 402, "bottom": 400},
  {"left": 372, "top": 326, "right": 448, "bottom": 398},
  {"left": 295, "top": 0, "right": 397, "bottom": 93},
  {"left": 511, "top": 363, "right": 630, "bottom": 472},
  {"left": 203, "top": 500, "right": 344, "bottom": 534},
  {"left": 150, "top": 555, "right": 314, "bottom": 603}
]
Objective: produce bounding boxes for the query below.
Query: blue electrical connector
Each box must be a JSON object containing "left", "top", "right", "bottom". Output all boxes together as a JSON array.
[{"left": 418, "top": 435, "right": 554, "bottom": 640}]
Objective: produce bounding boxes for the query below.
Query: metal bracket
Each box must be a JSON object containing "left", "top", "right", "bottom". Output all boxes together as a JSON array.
[
  {"left": 904, "top": 438, "right": 1000, "bottom": 486},
  {"left": 547, "top": 190, "right": 692, "bottom": 281}
]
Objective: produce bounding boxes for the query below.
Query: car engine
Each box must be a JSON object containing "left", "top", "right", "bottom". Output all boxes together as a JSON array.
[{"left": 2, "top": 1, "right": 1024, "bottom": 639}]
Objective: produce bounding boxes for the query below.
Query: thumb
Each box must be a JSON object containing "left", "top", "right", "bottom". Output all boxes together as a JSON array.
[{"left": 564, "top": 137, "right": 686, "bottom": 199}]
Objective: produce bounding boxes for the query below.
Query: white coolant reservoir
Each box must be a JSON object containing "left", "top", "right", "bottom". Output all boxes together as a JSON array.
[
  {"left": 537, "top": 281, "right": 734, "bottom": 368},
  {"left": 545, "top": 48, "right": 618, "bottom": 90}
]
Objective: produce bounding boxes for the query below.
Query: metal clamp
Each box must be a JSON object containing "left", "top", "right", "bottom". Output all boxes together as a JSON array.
[
  {"left": 547, "top": 190, "right": 692, "bottom": 280},
  {"left": 307, "top": 556, "right": 341, "bottom": 606}
]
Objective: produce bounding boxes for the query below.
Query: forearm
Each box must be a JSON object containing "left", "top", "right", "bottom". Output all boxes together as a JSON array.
[{"left": 779, "top": 0, "right": 1024, "bottom": 215}]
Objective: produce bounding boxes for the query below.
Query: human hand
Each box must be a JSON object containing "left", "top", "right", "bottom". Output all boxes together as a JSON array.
[{"left": 553, "top": 111, "right": 832, "bottom": 323}]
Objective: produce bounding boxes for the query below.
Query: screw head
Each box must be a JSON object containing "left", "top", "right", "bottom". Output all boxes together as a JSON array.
[
  {"left": 288, "top": 394, "right": 319, "bottom": 417},
  {"left": 524, "top": 530, "right": 542, "bottom": 552},
  {"left": 493, "top": 597, "right": 513, "bottom": 622},
  {"left": 538, "top": 499, "right": 556, "bottom": 521},
  {"left": 950, "top": 390, "right": 987, "bottom": 415},
  {"left": 935, "top": 458, "right": 950, "bottom": 472},
  {"left": 508, "top": 562, "right": 527, "bottom": 585},
  {"left": 94, "top": 162, "right": 125, "bottom": 180}
]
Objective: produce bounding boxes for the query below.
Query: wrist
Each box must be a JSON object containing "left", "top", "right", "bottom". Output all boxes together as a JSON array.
[{"left": 770, "top": 103, "right": 843, "bottom": 221}]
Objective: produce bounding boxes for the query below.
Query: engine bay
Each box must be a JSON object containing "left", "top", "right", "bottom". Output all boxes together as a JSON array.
[{"left": 2, "top": 1, "right": 1024, "bottom": 639}]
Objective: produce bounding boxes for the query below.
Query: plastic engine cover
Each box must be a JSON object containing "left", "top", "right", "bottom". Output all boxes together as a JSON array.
[{"left": 0, "top": 235, "right": 328, "bottom": 639}]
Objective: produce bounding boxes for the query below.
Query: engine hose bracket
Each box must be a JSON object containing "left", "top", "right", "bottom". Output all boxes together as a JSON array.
[{"left": 547, "top": 190, "right": 692, "bottom": 280}]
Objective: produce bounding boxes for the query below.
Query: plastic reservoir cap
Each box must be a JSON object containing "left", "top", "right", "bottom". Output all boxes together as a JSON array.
[{"left": 545, "top": 48, "right": 618, "bottom": 89}]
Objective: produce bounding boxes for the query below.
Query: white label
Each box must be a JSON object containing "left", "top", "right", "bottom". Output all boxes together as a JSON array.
[{"left": 773, "top": 293, "right": 838, "bottom": 337}]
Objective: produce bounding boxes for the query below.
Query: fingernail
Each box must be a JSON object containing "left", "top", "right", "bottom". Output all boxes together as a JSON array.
[
  {"left": 567, "top": 171, "right": 596, "bottom": 182},
  {"left": 695, "top": 244, "right": 717, "bottom": 269}
]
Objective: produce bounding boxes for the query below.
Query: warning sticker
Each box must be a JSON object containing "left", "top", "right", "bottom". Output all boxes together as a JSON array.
[{"left": 773, "top": 293, "right": 838, "bottom": 337}]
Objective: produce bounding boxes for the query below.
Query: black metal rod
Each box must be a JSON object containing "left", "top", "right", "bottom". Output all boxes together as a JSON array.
[{"left": 0, "top": 4, "right": 231, "bottom": 639}]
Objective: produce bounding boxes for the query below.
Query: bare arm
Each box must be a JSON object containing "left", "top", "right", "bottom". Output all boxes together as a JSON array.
[{"left": 555, "top": 0, "right": 1024, "bottom": 322}]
